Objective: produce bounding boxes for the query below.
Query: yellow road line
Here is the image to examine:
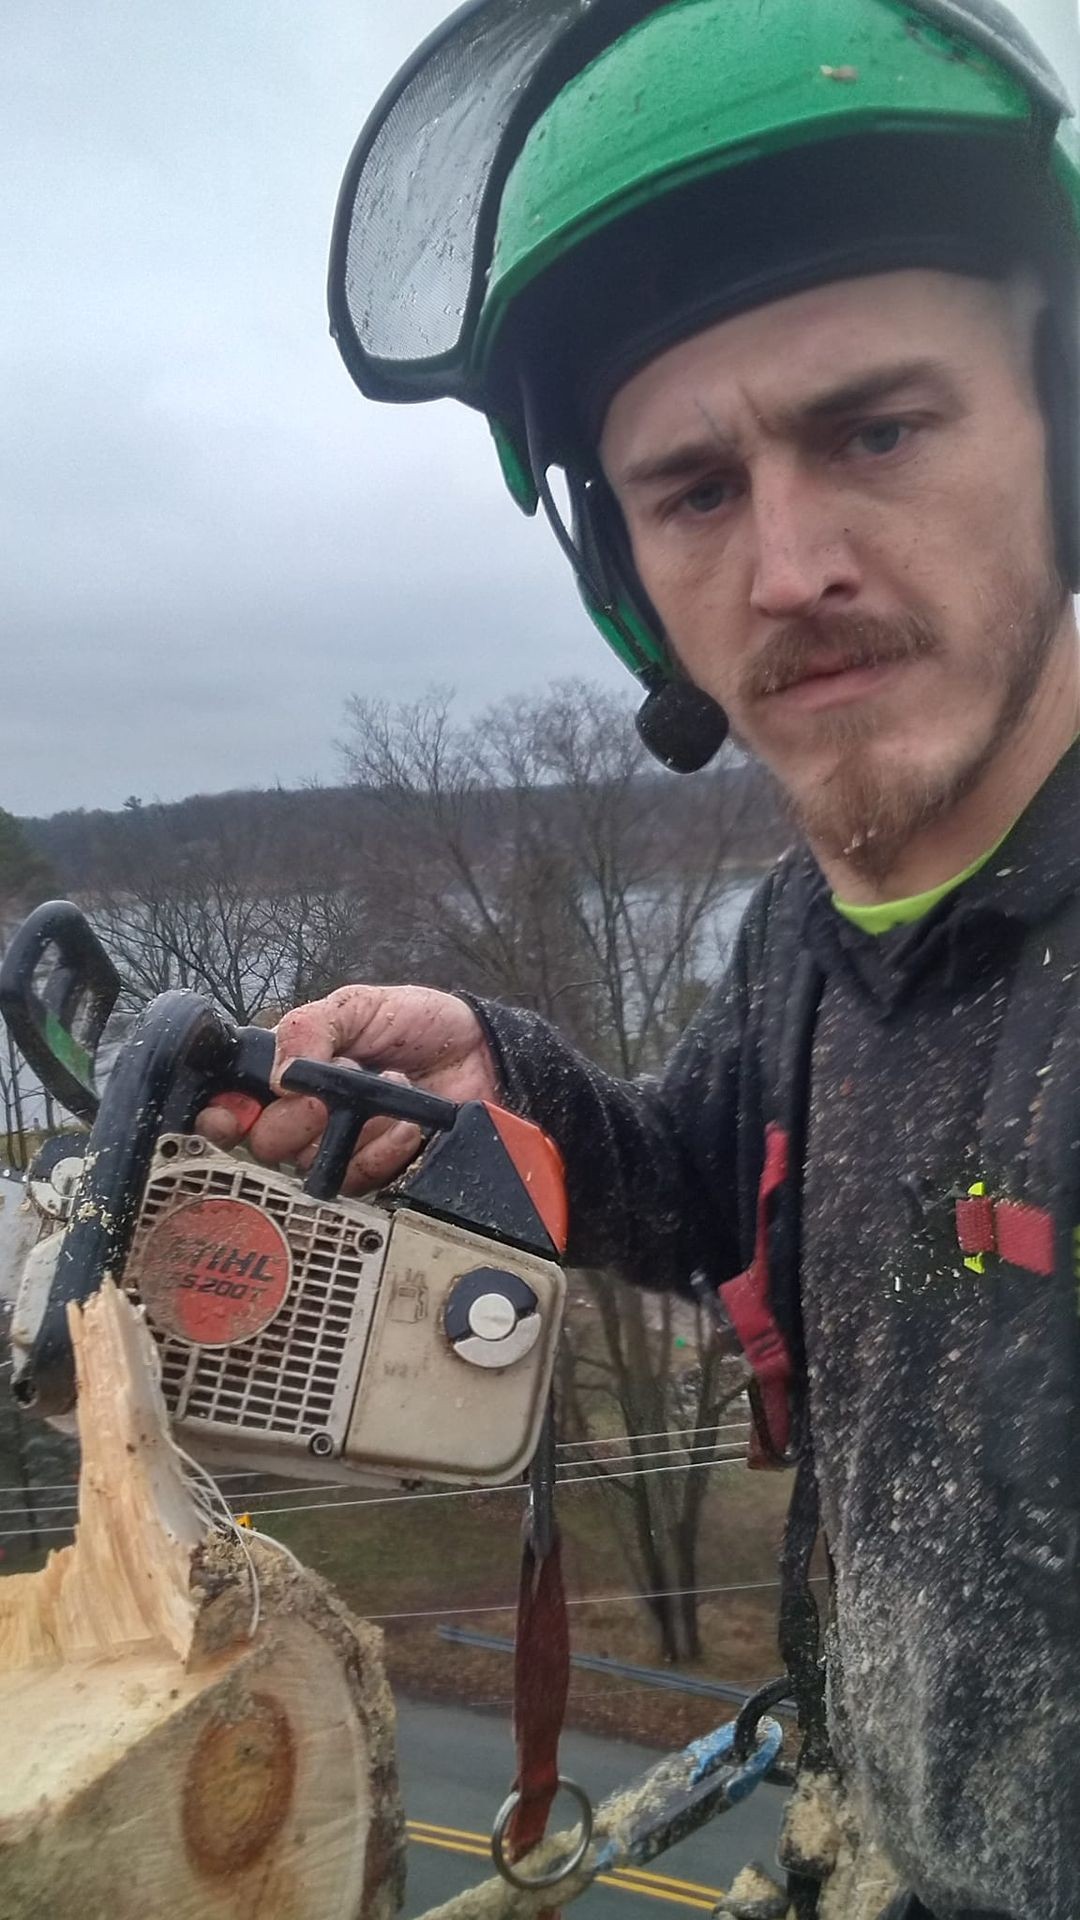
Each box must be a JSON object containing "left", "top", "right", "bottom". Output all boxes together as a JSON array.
[
  {"left": 406, "top": 1820, "right": 723, "bottom": 1911},
  {"left": 408, "top": 1817, "right": 721, "bottom": 1891},
  {"left": 407, "top": 1816, "right": 722, "bottom": 1891}
]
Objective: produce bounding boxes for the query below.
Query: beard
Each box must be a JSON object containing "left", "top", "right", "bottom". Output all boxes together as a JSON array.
[{"left": 737, "top": 571, "right": 1068, "bottom": 888}]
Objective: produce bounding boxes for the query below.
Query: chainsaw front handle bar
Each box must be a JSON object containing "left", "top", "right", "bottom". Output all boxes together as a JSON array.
[{"left": 0, "top": 899, "right": 121, "bottom": 1125}]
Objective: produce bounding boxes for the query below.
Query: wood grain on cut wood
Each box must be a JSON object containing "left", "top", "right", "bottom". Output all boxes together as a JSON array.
[{"left": 0, "top": 1280, "right": 405, "bottom": 1920}]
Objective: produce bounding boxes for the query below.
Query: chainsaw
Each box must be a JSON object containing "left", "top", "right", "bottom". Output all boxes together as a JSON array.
[{"left": 0, "top": 901, "right": 567, "bottom": 1489}]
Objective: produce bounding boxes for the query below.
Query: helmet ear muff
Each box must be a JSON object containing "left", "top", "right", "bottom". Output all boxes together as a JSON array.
[
  {"left": 573, "top": 476, "right": 729, "bottom": 771},
  {"left": 1034, "top": 299, "right": 1080, "bottom": 593},
  {"left": 572, "top": 473, "right": 662, "bottom": 645}
]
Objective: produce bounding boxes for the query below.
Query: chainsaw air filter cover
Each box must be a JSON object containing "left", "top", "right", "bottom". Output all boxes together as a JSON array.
[{"left": 122, "top": 1134, "right": 565, "bottom": 1488}]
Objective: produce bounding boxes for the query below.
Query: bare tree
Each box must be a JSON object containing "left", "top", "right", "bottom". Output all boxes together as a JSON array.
[
  {"left": 558, "top": 1283, "right": 751, "bottom": 1663},
  {"left": 81, "top": 799, "right": 372, "bottom": 1026},
  {"left": 340, "top": 681, "right": 756, "bottom": 1064},
  {"left": 340, "top": 681, "right": 762, "bottom": 1662}
]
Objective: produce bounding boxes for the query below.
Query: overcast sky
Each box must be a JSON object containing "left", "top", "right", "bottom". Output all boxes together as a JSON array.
[{"left": 3, "top": 1, "right": 1078, "bottom": 818}]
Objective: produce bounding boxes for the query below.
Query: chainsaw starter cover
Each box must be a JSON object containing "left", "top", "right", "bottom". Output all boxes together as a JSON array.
[{"left": 134, "top": 1196, "right": 293, "bottom": 1348}]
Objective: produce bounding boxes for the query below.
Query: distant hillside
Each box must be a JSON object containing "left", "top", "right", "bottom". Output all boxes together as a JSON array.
[{"left": 20, "top": 760, "right": 788, "bottom": 895}]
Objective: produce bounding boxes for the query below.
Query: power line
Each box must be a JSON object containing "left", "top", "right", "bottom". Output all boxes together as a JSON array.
[
  {"left": 0, "top": 1477, "right": 356, "bottom": 1519},
  {"left": 221, "top": 1442, "right": 748, "bottom": 1509},
  {"left": 0, "top": 1454, "right": 754, "bottom": 1540},
  {"left": 0, "top": 1469, "right": 264, "bottom": 1498},
  {"left": 0, "top": 1444, "right": 751, "bottom": 1518},
  {"left": 556, "top": 1421, "right": 749, "bottom": 1451},
  {"left": 0, "top": 1427, "right": 751, "bottom": 1503},
  {"left": 0, "top": 1433, "right": 751, "bottom": 1513},
  {"left": 205, "top": 1455, "right": 751, "bottom": 1519},
  {"left": 367, "top": 1576, "right": 825, "bottom": 1622}
]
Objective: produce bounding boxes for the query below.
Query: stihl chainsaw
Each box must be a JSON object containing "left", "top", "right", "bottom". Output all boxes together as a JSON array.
[{"left": 0, "top": 901, "right": 567, "bottom": 1489}]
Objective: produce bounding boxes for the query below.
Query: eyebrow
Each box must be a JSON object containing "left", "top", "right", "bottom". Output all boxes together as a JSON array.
[{"left": 617, "top": 358, "right": 957, "bottom": 490}]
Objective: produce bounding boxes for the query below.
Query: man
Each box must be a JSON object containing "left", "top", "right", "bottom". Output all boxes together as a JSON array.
[{"left": 204, "top": 3, "right": 1080, "bottom": 1914}]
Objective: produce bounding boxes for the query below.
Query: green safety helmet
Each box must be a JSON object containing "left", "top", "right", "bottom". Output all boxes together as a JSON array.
[{"left": 329, "top": 0, "right": 1080, "bottom": 770}]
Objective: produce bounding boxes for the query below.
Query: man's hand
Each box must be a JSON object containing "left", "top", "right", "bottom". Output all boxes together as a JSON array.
[{"left": 197, "top": 985, "right": 498, "bottom": 1192}]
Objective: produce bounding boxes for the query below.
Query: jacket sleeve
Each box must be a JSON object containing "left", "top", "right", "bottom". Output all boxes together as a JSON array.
[{"left": 467, "top": 871, "right": 778, "bottom": 1297}]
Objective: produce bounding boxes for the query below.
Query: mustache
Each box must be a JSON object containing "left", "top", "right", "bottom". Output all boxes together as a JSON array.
[{"left": 743, "top": 614, "right": 939, "bottom": 701}]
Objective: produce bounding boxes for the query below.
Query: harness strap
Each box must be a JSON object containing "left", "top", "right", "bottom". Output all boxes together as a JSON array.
[
  {"left": 775, "top": 1450, "right": 833, "bottom": 1920},
  {"left": 967, "top": 891, "right": 1080, "bottom": 1606},
  {"left": 955, "top": 1192, "right": 1055, "bottom": 1273},
  {"left": 506, "top": 1405, "right": 570, "bottom": 1917},
  {"left": 720, "top": 1122, "right": 794, "bottom": 1460},
  {"left": 758, "top": 946, "right": 827, "bottom": 1917}
]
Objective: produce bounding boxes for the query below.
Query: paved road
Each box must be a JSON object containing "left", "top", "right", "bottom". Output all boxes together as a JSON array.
[{"left": 397, "top": 1698, "right": 788, "bottom": 1916}]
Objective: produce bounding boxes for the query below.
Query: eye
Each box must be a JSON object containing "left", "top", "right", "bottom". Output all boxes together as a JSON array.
[
  {"left": 847, "top": 419, "right": 910, "bottom": 457},
  {"left": 677, "top": 475, "right": 739, "bottom": 517}
]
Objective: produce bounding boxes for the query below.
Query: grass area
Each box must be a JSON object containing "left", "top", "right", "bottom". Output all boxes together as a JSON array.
[{"left": 257, "top": 1461, "right": 797, "bottom": 1750}]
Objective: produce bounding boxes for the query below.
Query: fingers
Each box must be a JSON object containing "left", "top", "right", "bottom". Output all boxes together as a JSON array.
[
  {"left": 245, "top": 1092, "right": 332, "bottom": 1168},
  {"left": 347, "top": 1119, "right": 424, "bottom": 1192},
  {"left": 272, "top": 985, "right": 390, "bottom": 1089},
  {"left": 286, "top": 1072, "right": 426, "bottom": 1192},
  {"left": 195, "top": 983, "right": 497, "bottom": 1182},
  {"left": 196, "top": 1092, "right": 268, "bottom": 1149},
  {"left": 272, "top": 983, "right": 489, "bottom": 1088},
  {"left": 293, "top": 1114, "right": 425, "bottom": 1194},
  {"left": 202, "top": 1065, "right": 428, "bottom": 1190}
]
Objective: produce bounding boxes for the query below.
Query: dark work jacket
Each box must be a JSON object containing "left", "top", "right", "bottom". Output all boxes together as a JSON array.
[{"left": 474, "top": 740, "right": 1080, "bottom": 1920}]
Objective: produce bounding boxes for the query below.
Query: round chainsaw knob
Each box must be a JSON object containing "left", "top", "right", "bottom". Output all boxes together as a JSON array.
[
  {"left": 26, "top": 1131, "right": 87, "bottom": 1221},
  {"left": 445, "top": 1267, "right": 541, "bottom": 1370}
]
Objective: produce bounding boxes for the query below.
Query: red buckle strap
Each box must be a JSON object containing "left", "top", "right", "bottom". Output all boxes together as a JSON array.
[
  {"left": 955, "top": 1193, "right": 995, "bottom": 1255},
  {"left": 506, "top": 1532, "right": 570, "bottom": 1917},
  {"left": 719, "top": 1123, "right": 795, "bottom": 1460},
  {"left": 955, "top": 1193, "right": 1055, "bottom": 1276}
]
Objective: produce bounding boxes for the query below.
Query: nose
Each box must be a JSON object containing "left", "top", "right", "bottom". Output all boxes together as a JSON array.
[{"left": 748, "top": 460, "right": 861, "bottom": 620}]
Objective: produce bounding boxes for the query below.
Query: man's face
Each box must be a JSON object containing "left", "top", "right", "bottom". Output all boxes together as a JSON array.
[{"left": 601, "top": 270, "right": 1067, "bottom": 879}]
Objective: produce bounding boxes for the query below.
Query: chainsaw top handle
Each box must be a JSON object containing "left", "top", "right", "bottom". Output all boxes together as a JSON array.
[
  {"left": 281, "top": 1056, "right": 458, "bottom": 1198},
  {"left": 0, "top": 900, "right": 122, "bottom": 1124}
]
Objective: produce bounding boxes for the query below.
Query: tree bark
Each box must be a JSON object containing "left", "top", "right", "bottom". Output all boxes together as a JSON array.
[{"left": 0, "top": 1280, "right": 405, "bottom": 1920}]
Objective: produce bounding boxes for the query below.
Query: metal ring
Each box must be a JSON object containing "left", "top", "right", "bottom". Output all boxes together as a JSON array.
[{"left": 491, "top": 1777, "right": 594, "bottom": 1892}]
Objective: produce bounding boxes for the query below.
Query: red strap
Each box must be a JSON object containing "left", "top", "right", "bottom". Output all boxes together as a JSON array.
[
  {"left": 719, "top": 1123, "right": 794, "bottom": 1459},
  {"left": 955, "top": 1194, "right": 995, "bottom": 1255},
  {"left": 507, "top": 1533, "right": 570, "bottom": 1915},
  {"left": 955, "top": 1195, "right": 1055, "bottom": 1275},
  {"left": 993, "top": 1202, "right": 1055, "bottom": 1275}
]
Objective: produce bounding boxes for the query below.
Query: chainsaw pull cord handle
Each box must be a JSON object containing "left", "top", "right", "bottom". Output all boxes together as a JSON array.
[
  {"left": 492, "top": 1398, "right": 589, "bottom": 1909},
  {"left": 278, "top": 1058, "right": 459, "bottom": 1200}
]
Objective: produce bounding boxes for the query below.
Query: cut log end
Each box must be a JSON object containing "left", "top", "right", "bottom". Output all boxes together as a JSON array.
[{"left": 0, "top": 1280, "right": 405, "bottom": 1920}]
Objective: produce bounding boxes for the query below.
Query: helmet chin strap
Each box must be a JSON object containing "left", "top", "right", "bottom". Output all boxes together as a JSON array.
[
  {"left": 521, "top": 385, "right": 730, "bottom": 772},
  {"left": 1035, "top": 302, "right": 1080, "bottom": 594}
]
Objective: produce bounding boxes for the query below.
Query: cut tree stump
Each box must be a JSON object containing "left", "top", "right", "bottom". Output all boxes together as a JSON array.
[{"left": 0, "top": 1280, "right": 405, "bottom": 1920}]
